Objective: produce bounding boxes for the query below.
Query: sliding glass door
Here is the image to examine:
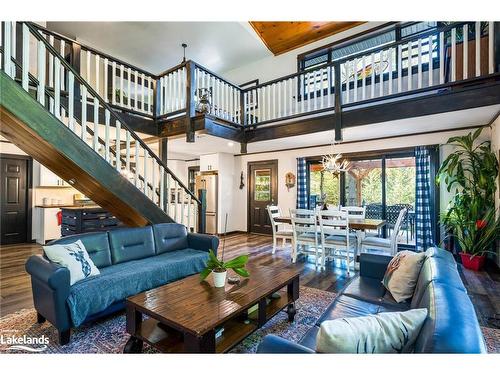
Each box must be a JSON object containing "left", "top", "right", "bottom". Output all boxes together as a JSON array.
[{"left": 307, "top": 150, "right": 419, "bottom": 248}]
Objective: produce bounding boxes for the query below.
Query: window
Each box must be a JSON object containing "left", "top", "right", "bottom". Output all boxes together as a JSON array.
[{"left": 254, "top": 169, "right": 272, "bottom": 201}]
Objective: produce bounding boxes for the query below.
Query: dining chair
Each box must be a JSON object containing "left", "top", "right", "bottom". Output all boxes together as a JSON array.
[
  {"left": 290, "top": 209, "right": 322, "bottom": 268},
  {"left": 318, "top": 210, "right": 357, "bottom": 275},
  {"left": 341, "top": 206, "right": 366, "bottom": 219},
  {"left": 360, "top": 207, "right": 408, "bottom": 256},
  {"left": 267, "top": 205, "right": 293, "bottom": 254}
]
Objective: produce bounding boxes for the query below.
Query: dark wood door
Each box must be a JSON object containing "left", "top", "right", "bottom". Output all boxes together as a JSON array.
[
  {"left": 248, "top": 160, "right": 278, "bottom": 234},
  {"left": 1, "top": 156, "right": 29, "bottom": 244}
]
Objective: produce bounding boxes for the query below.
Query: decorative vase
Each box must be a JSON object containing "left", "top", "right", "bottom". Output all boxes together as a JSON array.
[
  {"left": 212, "top": 270, "right": 227, "bottom": 288},
  {"left": 459, "top": 252, "right": 486, "bottom": 271}
]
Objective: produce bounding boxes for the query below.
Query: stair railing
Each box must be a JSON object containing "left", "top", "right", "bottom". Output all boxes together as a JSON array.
[
  {"left": 28, "top": 23, "right": 157, "bottom": 118},
  {"left": 1, "top": 21, "right": 203, "bottom": 232}
]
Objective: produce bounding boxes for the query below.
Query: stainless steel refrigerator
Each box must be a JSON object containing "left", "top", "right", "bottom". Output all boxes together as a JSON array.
[{"left": 195, "top": 174, "right": 218, "bottom": 234}]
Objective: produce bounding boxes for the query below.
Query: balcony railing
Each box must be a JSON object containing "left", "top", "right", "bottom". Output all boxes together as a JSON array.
[{"left": 5, "top": 22, "right": 497, "bottom": 136}]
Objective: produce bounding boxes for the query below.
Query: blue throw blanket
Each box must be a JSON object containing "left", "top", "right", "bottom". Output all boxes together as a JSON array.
[{"left": 67, "top": 248, "right": 208, "bottom": 327}]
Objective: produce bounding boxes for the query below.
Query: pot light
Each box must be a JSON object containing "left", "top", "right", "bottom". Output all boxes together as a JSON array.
[{"left": 227, "top": 142, "right": 234, "bottom": 147}]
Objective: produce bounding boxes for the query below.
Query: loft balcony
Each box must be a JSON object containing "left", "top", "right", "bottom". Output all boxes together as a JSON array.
[{"left": 4, "top": 22, "right": 499, "bottom": 151}]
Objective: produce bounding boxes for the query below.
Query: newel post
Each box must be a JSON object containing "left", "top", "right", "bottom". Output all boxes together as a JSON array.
[
  {"left": 185, "top": 61, "right": 196, "bottom": 143},
  {"left": 197, "top": 189, "right": 207, "bottom": 234},
  {"left": 333, "top": 62, "right": 342, "bottom": 141}
]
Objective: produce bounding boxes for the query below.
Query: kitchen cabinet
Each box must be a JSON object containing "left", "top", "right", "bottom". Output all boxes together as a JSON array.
[
  {"left": 33, "top": 207, "right": 61, "bottom": 244},
  {"left": 200, "top": 154, "right": 219, "bottom": 172},
  {"left": 33, "top": 161, "right": 68, "bottom": 187},
  {"left": 61, "top": 207, "right": 124, "bottom": 236}
]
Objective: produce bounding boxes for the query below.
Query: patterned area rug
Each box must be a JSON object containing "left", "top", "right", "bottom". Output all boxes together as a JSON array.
[{"left": 0, "top": 286, "right": 335, "bottom": 354}]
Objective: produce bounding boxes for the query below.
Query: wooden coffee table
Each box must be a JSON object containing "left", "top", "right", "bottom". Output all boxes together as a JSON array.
[{"left": 123, "top": 263, "right": 300, "bottom": 353}]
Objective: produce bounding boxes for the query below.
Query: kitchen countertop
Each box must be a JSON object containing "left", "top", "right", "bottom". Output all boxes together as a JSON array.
[{"left": 35, "top": 204, "right": 101, "bottom": 209}]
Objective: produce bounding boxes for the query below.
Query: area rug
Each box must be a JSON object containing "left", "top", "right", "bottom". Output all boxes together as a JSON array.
[{"left": 0, "top": 286, "right": 335, "bottom": 354}]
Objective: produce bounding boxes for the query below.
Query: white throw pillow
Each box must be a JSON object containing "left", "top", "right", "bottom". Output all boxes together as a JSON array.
[
  {"left": 43, "top": 240, "right": 100, "bottom": 285},
  {"left": 382, "top": 250, "right": 426, "bottom": 303},
  {"left": 316, "top": 308, "right": 428, "bottom": 353}
]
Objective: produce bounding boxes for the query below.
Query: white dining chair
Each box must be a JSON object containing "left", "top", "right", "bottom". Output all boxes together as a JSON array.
[
  {"left": 360, "top": 207, "right": 407, "bottom": 256},
  {"left": 318, "top": 209, "right": 357, "bottom": 275},
  {"left": 290, "top": 209, "right": 322, "bottom": 268},
  {"left": 341, "top": 206, "right": 366, "bottom": 219},
  {"left": 267, "top": 205, "right": 293, "bottom": 254}
]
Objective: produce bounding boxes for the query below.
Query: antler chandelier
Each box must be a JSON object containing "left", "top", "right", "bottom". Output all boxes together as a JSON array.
[{"left": 321, "top": 142, "right": 350, "bottom": 175}]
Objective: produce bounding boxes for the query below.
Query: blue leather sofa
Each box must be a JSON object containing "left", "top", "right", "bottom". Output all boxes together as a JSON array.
[
  {"left": 25, "top": 223, "right": 219, "bottom": 345},
  {"left": 257, "top": 247, "right": 486, "bottom": 353}
]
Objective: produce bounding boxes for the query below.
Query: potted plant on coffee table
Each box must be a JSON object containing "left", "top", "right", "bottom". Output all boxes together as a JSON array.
[
  {"left": 437, "top": 128, "right": 500, "bottom": 271},
  {"left": 200, "top": 250, "right": 250, "bottom": 287}
]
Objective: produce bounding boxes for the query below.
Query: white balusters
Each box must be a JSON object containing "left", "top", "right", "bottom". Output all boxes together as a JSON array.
[
  {"left": 93, "top": 97, "right": 99, "bottom": 151},
  {"left": 160, "top": 166, "right": 165, "bottom": 211},
  {"left": 125, "top": 131, "right": 131, "bottom": 173},
  {"left": 37, "top": 40, "right": 46, "bottom": 105},
  {"left": 439, "top": 32, "right": 445, "bottom": 84},
  {"left": 397, "top": 46, "right": 402, "bottom": 92},
  {"left": 104, "top": 109, "right": 110, "bottom": 162},
  {"left": 379, "top": 51, "right": 384, "bottom": 97},
  {"left": 68, "top": 72, "right": 75, "bottom": 131},
  {"left": 451, "top": 28, "right": 456, "bottom": 82},
  {"left": 131, "top": 141, "right": 137, "bottom": 187},
  {"left": 475, "top": 22, "right": 481, "bottom": 77},
  {"left": 3, "top": 22, "right": 13, "bottom": 78},
  {"left": 407, "top": 42, "right": 413, "bottom": 91},
  {"left": 371, "top": 53, "right": 376, "bottom": 98},
  {"left": 120, "top": 64, "right": 124, "bottom": 106},
  {"left": 143, "top": 147, "right": 147, "bottom": 194},
  {"left": 104, "top": 58, "right": 108, "bottom": 102},
  {"left": 54, "top": 58, "right": 61, "bottom": 118},
  {"left": 111, "top": 61, "right": 117, "bottom": 105},
  {"left": 127, "top": 67, "right": 131, "bottom": 109},
  {"left": 353, "top": 58, "right": 358, "bottom": 103},
  {"left": 21, "top": 24, "right": 29, "bottom": 91},
  {"left": 417, "top": 40, "right": 422, "bottom": 89},
  {"left": 488, "top": 22, "right": 494, "bottom": 74},
  {"left": 388, "top": 48, "right": 393, "bottom": 95},
  {"left": 115, "top": 121, "right": 121, "bottom": 171},
  {"left": 80, "top": 85, "right": 87, "bottom": 140},
  {"left": 463, "top": 24, "right": 468, "bottom": 80}
]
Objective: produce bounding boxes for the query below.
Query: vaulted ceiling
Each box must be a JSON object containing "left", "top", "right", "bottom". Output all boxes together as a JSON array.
[{"left": 249, "top": 21, "right": 366, "bottom": 55}]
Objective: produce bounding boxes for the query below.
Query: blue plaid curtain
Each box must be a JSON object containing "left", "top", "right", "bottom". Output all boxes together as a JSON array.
[
  {"left": 415, "top": 146, "right": 434, "bottom": 251},
  {"left": 296, "top": 158, "right": 308, "bottom": 209}
]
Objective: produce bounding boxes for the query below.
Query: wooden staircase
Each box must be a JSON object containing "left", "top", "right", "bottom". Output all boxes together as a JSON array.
[{"left": 0, "top": 22, "right": 202, "bottom": 230}]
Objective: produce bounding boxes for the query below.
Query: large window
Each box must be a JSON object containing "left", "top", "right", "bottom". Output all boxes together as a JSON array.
[{"left": 307, "top": 150, "right": 422, "bottom": 247}]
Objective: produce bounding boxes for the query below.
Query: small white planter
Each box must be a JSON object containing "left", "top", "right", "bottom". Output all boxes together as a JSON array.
[{"left": 212, "top": 270, "right": 227, "bottom": 288}]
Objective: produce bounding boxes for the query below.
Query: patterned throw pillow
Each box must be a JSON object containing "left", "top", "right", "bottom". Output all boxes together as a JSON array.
[
  {"left": 43, "top": 240, "right": 100, "bottom": 285},
  {"left": 316, "top": 308, "right": 428, "bottom": 353},
  {"left": 382, "top": 250, "right": 426, "bottom": 303}
]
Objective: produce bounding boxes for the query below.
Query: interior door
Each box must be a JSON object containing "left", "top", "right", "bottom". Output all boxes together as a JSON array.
[
  {"left": 248, "top": 160, "right": 278, "bottom": 234},
  {"left": 1, "top": 156, "right": 29, "bottom": 244}
]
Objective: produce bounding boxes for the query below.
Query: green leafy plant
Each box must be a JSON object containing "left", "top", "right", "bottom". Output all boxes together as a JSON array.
[
  {"left": 437, "top": 128, "right": 500, "bottom": 256},
  {"left": 200, "top": 250, "right": 250, "bottom": 280}
]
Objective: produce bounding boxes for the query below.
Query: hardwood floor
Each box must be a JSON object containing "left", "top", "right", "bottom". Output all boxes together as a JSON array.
[
  {"left": 1, "top": 232, "right": 499, "bottom": 331},
  {"left": 0, "top": 242, "right": 41, "bottom": 316}
]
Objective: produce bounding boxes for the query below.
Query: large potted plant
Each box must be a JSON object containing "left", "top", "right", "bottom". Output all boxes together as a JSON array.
[{"left": 437, "top": 128, "right": 500, "bottom": 271}]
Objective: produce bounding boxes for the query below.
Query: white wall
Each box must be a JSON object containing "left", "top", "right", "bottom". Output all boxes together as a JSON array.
[
  {"left": 223, "top": 22, "right": 387, "bottom": 85},
  {"left": 229, "top": 127, "right": 490, "bottom": 234}
]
